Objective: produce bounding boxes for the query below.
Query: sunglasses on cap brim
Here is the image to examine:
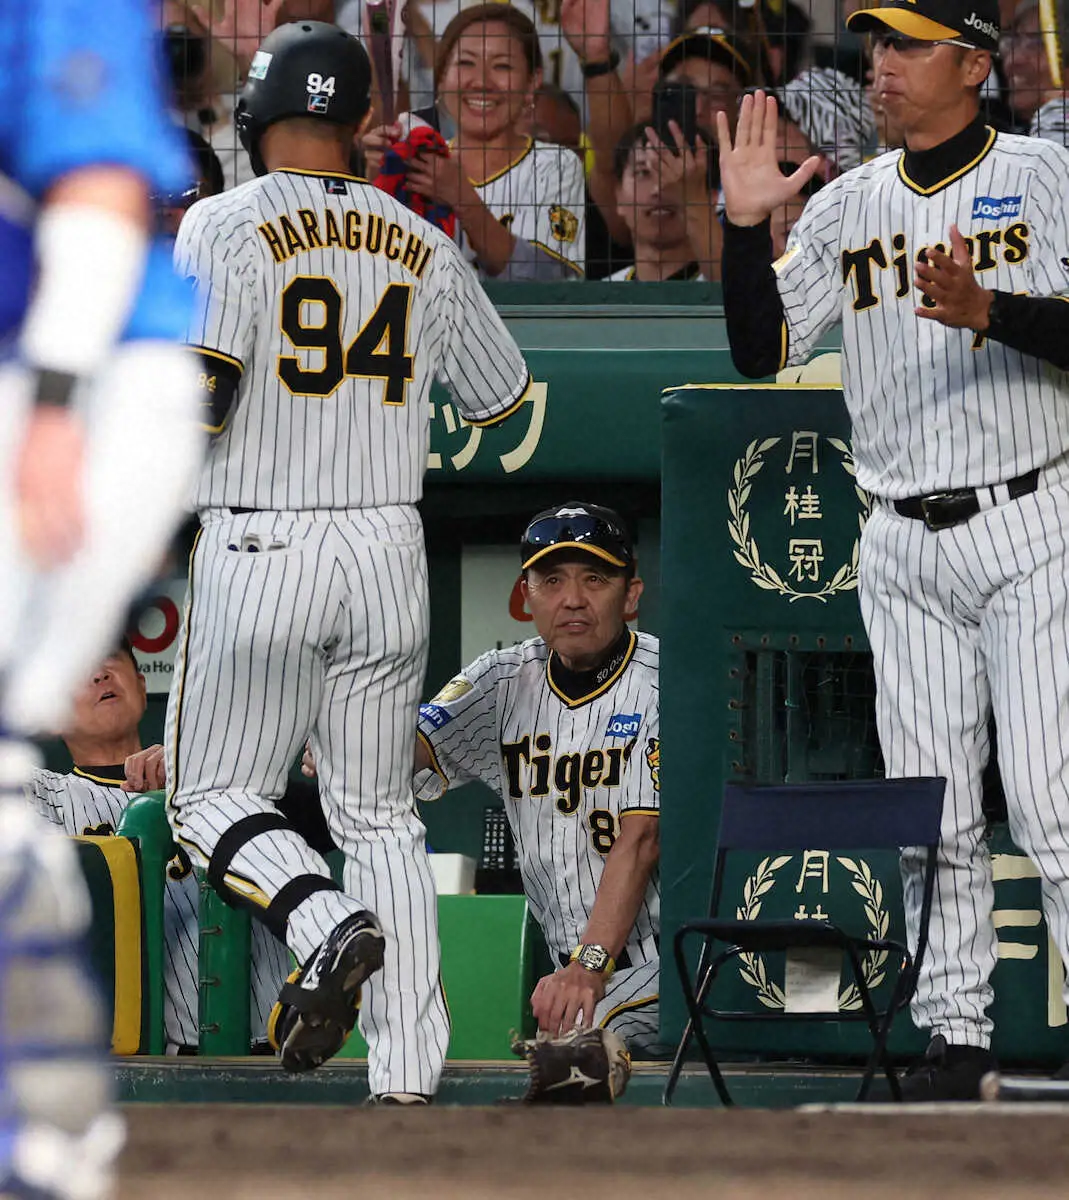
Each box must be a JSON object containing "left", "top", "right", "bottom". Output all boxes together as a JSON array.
[{"left": 521, "top": 515, "right": 632, "bottom": 570}]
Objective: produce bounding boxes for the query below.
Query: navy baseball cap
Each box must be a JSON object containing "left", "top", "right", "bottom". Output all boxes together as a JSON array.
[
  {"left": 847, "top": 0, "right": 1001, "bottom": 51},
  {"left": 660, "top": 26, "right": 753, "bottom": 81},
  {"left": 521, "top": 503, "right": 634, "bottom": 572}
]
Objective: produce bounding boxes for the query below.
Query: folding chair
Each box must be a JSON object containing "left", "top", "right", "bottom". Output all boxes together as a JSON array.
[{"left": 663, "top": 777, "right": 945, "bottom": 1106}]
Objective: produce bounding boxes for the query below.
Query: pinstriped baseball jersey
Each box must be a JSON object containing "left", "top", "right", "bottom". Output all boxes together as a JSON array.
[
  {"left": 174, "top": 168, "right": 531, "bottom": 509},
  {"left": 414, "top": 630, "right": 660, "bottom": 966},
  {"left": 27, "top": 767, "right": 287, "bottom": 1049},
  {"left": 775, "top": 129, "right": 1069, "bottom": 498},
  {"left": 465, "top": 139, "right": 586, "bottom": 277},
  {"left": 778, "top": 67, "right": 877, "bottom": 174}
]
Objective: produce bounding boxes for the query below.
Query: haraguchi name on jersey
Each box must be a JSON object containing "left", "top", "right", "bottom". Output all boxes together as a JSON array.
[
  {"left": 501, "top": 734, "right": 635, "bottom": 814},
  {"left": 257, "top": 208, "right": 435, "bottom": 278},
  {"left": 841, "top": 222, "right": 1029, "bottom": 312}
]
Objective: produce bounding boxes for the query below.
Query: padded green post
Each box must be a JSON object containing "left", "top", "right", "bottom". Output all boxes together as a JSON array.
[
  {"left": 116, "top": 790, "right": 172, "bottom": 1054},
  {"left": 338, "top": 894, "right": 536, "bottom": 1061},
  {"left": 197, "top": 873, "right": 252, "bottom": 1055}
]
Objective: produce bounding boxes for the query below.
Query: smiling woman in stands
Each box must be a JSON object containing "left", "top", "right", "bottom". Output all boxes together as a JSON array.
[{"left": 365, "top": 5, "right": 586, "bottom": 279}]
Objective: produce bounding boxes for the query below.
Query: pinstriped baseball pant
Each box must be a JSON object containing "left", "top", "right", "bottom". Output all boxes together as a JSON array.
[
  {"left": 594, "top": 958, "right": 660, "bottom": 1052},
  {"left": 859, "top": 479, "right": 1069, "bottom": 1049},
  {"left": 166, "top": 506, "right": 449, "bottom": 1096}
]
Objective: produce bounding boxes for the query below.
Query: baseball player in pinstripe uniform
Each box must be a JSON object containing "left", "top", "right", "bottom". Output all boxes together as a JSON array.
[
  {"left": 414, "top": 503, "right": 660, "bottom": 1083},
  {"left": 28, "top": 642, "right": 286, "bottom": 1053},
  {"left": 717, "top": 0, "right": 1069, "bottom": 1098},
  {"left": 166, "top": 20, "right": 531, "bottom": 1100}
]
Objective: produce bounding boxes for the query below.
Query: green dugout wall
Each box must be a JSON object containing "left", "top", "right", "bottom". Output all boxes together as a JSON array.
[
  {"left": 660, "top": 383, "right": 1069, "bottom": 1066},
  {"left": 46, "top": 284, "right": 743, "bottom": 861},
  {"left": 40, "top": 289, "right": 1069, "bottom": 1067}
]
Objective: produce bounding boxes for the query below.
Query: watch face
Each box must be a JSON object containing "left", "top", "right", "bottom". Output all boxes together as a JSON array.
[{"left": 577, "top": 945, "right": 610, "bottom": 973}]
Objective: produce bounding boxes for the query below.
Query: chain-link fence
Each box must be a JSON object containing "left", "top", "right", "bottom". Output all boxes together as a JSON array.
[{"left": 156, "top": 0, "right": 1068, "bottom": 278}]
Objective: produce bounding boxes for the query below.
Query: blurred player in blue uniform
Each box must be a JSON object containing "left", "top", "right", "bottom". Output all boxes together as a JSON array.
[{"left": 0, "top": 1, "right": 203, "bottom": 1195}]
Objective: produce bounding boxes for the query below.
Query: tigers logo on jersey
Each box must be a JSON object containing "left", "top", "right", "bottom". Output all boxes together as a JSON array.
[
  {"left": 645, "top": 738, "right": 660, "bottom": 792},
  {"left": 550, "top": 205, "right": 579, "bottom": 243}
]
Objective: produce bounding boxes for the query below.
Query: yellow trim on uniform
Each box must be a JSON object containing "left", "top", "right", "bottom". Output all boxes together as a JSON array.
[
  {"left": 897, "top": 126, "right": 996, "bottom": 196},
  {"left": 276, "top": 168, "right": 369, "bottom": 184},
  {"left": 464, "top": 138, "right": 534, "bottom": 187},
  {"left": 845, "top": 7, "right": 960, "bottom": 39},
  {"left": 192, "top": 345, "right": 245, "bottom": 373},
  {"left": 166, "top": 527, "right": 202, "bottom": 814},
  {"left": 72, "top": 767, "right": 125, "bottom": 787},
  {"left": 465, "top": 372, "right": 534, "bottom": 428},
  {"left": 779, "top": 320, "right": 789, "bottom": 371},
  {"left": 619, "top": 807, "right": 661, "bottom": 817},
  {"left": 416, "top": 730, "right": 449, "bottom": 793},
  {"left": 528, "top": 240, "right": 585, "bottom": 276},
  {"left": 223, "top": 870, "right": 271, "bottom": 909},
  {"left": 598, "top": 991, "right": 658, "bottom": 1028},
  {"left": 176, "top": 830, "right": 213, "bottom": 863},
  {"left": 74, "top": 835, "right": 143, "bottom": 1054},
  {"left": 523, "top": 542, "right": 629, "bottom": 571},
  {"left": 546, "top": 629, "right": 637, "bottom": 709}
]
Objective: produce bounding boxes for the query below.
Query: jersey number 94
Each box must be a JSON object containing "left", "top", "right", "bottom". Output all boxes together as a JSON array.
[{"left": 278, "top": 277, "right": 414, "bottom": 404}]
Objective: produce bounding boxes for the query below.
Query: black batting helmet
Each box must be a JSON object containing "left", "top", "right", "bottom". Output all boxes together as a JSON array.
[{"left": 236, "top": 21, "right": 373, "bottom": 177}]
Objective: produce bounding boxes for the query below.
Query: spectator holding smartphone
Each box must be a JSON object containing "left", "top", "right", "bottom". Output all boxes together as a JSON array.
[
  {"left": 364, "top": 5, "right": 586, "bottom": 278},
  {"left": 608, "top": 123, "right": 720, "bottom": 280}
]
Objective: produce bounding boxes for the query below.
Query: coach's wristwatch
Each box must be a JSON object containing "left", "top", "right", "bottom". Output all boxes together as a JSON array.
[{"left": 570, "top": 943, "right": 616, "bottom": 977}]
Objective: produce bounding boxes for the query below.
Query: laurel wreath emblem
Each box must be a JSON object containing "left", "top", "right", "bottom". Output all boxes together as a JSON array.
[
  {"left": 727, "top": 436, "right": 873, "bottom": 603},
  {"left": 735, "top": 854, "right": 888, "bottom": 1011},
  {"left": 736, "top": 855, "right": 792, "bottom": 1008}
]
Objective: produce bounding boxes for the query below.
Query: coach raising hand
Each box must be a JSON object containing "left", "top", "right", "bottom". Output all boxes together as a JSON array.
[{"left": 717, "top": 0, "right": 1069, "bottom": 1100}]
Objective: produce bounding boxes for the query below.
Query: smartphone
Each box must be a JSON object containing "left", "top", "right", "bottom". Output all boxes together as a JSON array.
[{"left": 651, "top": 81, "right": 700, "bottom": 153}]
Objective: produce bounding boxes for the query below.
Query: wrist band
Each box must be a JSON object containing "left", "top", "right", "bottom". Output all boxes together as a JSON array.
[
  {"left": 581, "top": 50, "right": 620, "bottom": 79},
  {"left": 19, "top": 202, "right": 147, "bottom": 378},
  {"left": 32, "top": 368, "right": 79, "bottom": 409}
]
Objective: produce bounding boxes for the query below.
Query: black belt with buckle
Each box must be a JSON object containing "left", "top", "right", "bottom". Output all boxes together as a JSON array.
[{"left": 893, "top": 468, "right": 1040, "bottom": 532}]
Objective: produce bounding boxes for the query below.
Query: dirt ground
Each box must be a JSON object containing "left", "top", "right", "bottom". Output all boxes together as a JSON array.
[{"left": 119, "top": 1104, "right": 1069, "bottom": 1199}]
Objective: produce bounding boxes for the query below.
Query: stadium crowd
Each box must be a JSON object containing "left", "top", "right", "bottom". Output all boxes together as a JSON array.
[{"left": 156, "top": 0, "right": 1068, "bottom": 279}]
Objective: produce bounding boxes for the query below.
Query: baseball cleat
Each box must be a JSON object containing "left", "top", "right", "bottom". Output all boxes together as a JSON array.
[
  {"left": 267, "top": 910, "right": 385, "bottom": 1074},
  {"left": 365, "top": 1093, "right": 432, "bottom": 1106},
  {"left": 897, "top": 1035, "right": 996, "bottom": 1102}
]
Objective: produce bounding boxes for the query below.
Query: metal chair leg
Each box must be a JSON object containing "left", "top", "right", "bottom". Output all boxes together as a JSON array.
[{"left": 674, "top": 928, "right": 734, "bottom": 1106}]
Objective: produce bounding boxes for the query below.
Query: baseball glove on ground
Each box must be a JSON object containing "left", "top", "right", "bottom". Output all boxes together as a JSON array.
[{"left": 510, "top": 1028, "right": 631, "bottom": 1104}]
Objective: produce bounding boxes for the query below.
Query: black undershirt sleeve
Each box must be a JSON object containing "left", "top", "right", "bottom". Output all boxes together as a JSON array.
[
  {"left": 721, "top": 218, "right": 788, "bottom": 380},
  {"left": 983, "top": 292, "right": 1069, "bottom": 371}
]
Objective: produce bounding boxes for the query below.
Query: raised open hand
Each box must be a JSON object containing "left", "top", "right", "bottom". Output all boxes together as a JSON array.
[
  {"left": 643, "top": 121, "right": 712, "bottom": 205},
  {"left": 716, "top": 90, "right": 822, "bottom": 227},
  {"left": 559, "top": 0, "right": 612, "bottom": 63}
]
